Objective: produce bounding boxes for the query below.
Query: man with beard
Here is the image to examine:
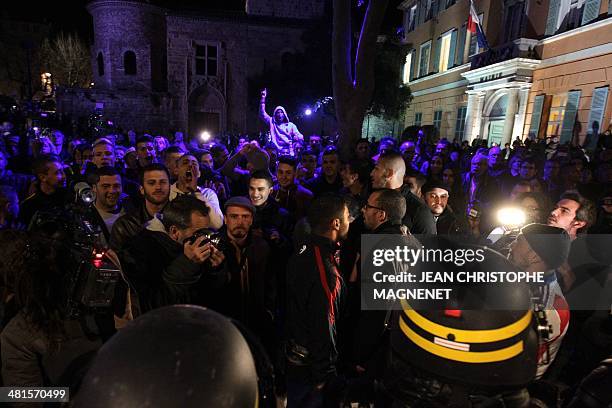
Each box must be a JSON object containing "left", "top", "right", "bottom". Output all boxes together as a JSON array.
[
  {"left": 20, "top": 154, "right": 67, "bottom": 226},
  {"left": 91, "top": 166, "right": 126, "bottom": 244},
  {"left": 110, "top": 163, "right": 170, "bottom": 251},
  {"left": 305, "top": 146, "right": 343, "bottom": 197},
  {"left": 422, "top": 181, "right": 466, "bottom": 235},
  {"left": 286, "top": 194, "right": 350, "bottom": 407},
  {"left": 273, "top": 155, "right": 313, "bottom": 222},
  {"left": 370, "top": 151, "right": 436, "bottom": 235},
  {"left": 119, "top": 196, "right": 225, "bottom": 315},
  {"left": 215, "top": 197, "right": 275, "bottom": 351},
  {"left": 170, "top": 153, "right": 223, "bottom": 230}
]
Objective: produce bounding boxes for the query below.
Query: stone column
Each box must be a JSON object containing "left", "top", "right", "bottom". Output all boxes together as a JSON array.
[
  {"left": 501, "top": 88, "right": 519, "bottom": 146},
  {"left": 465, "top": 91, "right": 485, "bottom": 142}
]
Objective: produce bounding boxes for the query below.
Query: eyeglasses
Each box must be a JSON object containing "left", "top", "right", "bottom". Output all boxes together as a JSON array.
[{"left": 363, "top": 202, "right": 385, "bottom": 212}]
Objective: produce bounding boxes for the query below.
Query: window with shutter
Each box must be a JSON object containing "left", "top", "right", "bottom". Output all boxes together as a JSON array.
[
  {"left": 560, "top": 90, "right": 581, "bottom": 143},
  {"left": 448, "top": 29, "right": 457, "bottom": 69},
  {"left": 419, "top": 41, "right": 431, "bottom": 77},
  {"left": 456, "top": 23, "right": 466, "bottom": 65},
  {"left": 581, "top": 0, "right": 601, "bottom": 25},
  {"left": 528, "top": 95, "right": 545, "bottom": 139},
  {"left": 586, "top": 86, "right": 609, "bottom": 136},
  {"left": 545, "top": 0, "right": 561, "bottom": 35},
  {"left": 415, "top": 112, "right": 422, "bottom": 126},
  {"left": 455, "top": 106, "right": 467, "bottom": 140},
  {"left": 432, "top": 37, "right": 441, "bottom": 73}
]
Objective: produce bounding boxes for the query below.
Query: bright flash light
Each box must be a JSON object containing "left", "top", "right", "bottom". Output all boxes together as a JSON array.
[
  {"left": 497, "top": 207, "right": 526, "bottom": 227},
  {"left": 304, "top": 108, "right": 312, "bottom": 116},
  {"left": 200, "top": 131, "right": 211, "bottom": 142}
]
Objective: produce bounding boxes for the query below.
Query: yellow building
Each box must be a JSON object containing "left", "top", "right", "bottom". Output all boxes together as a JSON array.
[{"left": 399, "top": 0, "right": 612, "bottom": 147}]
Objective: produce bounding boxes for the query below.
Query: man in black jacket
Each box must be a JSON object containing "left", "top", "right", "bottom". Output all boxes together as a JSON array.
[
  {"left": 421, "top": 181, "right": 467, "bottom": 235},
  {"left": 304, "top": 146, "right": 343, "bottom": 197},
  {"left": 110, "top": 164, "right": 170, "bottom": 251},
  {"left": 370, "top": 151, "right": 436, "bottom": 235},
  {"left": 286, "top": 194, "right": 350, "bottom": 407},
  {"left": 20, "top": 154, "right": 68, "bottom": 226},
  {"left": 118, "top": 195, "right": 225, "bottom": 315}
]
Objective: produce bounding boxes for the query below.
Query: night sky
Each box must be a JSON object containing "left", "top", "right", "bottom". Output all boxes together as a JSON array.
[{"left": 1, "top": 0, "right": 402, "bottom": 41}]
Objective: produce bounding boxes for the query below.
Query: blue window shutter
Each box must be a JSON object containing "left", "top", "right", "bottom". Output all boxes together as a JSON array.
[
  {"left": 546, "top": 0, "right": 561, "bottom": 35},
  {"left": 456, "top": 24, "right": 466, "bottom": 65},
  {"left": 410, "top": 50, "right": 416, "bottom": 80},
  {"left": 560, "top": 90, "right": 582, "bottom": 144},
  {"left": 448, "top": 29, "right": 458, "bottom": 68},
  {"left": 586, "top": 86, "right": 609, "bottom": 136},
  {"left": 528, "top": 95, "right": 545, "bottom": 139},
  {"left": 582, "top": 0, "right": 601, "bottom": 25},
  {"left": 432, "top": 37, "right": 441, "bottom": 73}
]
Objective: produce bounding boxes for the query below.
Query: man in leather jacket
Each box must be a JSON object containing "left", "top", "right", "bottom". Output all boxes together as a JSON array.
[{"left": 110, "top": 164, "right": 170, "bottom": 251}]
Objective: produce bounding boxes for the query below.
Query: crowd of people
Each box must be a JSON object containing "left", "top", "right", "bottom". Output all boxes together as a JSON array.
[{"left": 0, "top": 110, "right": 611, "bottom": 407}]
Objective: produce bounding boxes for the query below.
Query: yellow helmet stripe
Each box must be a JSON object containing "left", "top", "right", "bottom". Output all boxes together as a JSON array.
[
  {"left": 400, "top": 299, "right": 532, "bottom": 343},
  {"left": 399, "top": 317, "right": 524, "bottom": 363}
]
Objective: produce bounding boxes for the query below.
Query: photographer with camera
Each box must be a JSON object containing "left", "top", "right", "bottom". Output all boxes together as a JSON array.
[
  {"left": 118, "top": 195, "right": 225, "bottom": 315},
  {"left": 0, "top": 232, "right": 102, "bottom": 403}
]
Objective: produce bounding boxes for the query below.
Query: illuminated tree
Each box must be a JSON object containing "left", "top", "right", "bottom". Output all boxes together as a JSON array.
[{"left": 40, "top": 33, "right": 91, "bottom": 88}]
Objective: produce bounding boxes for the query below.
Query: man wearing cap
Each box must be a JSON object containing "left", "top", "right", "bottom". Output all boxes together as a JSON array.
[
  {"left": 215, "top": 196, "right": 275, "bottom": 352},
  {"left": 508, "top": 223, "right": 571, "bottom": 379},
  {"left": 422, "top": 181, "right": 466, "bottom": 235}
]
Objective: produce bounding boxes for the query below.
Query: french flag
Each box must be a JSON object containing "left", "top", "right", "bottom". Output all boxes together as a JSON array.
[{"left": 467, "top": 0, "right": 489, "bottom": 50}]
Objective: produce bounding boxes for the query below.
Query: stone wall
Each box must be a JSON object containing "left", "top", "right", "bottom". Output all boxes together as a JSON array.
[
  {"left": 246, "top": 0, "right": 325, "bottom": 20},
  {"left": 56, "top": 87, "right": 175, "bottom": 135}
]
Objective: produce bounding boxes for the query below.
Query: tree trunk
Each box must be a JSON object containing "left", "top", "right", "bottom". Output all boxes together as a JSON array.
[{"left": 332, "top": 0, "right": 389, "bottom": 160}]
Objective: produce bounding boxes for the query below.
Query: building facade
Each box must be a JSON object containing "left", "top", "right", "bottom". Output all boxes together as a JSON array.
[
  {"left": 399, "top": 0, "right": 612, "bottom": 147},
  {"left": 56, "top": 0, "right": 324, "bottom": 136}
]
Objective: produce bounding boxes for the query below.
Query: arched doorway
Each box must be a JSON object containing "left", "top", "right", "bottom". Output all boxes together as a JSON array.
[
  {"left": 188, "top": 85, "right": 226, "bottom": 138},
  {"left": 484, "top": 93, "right": 508, "bottom": 146}
]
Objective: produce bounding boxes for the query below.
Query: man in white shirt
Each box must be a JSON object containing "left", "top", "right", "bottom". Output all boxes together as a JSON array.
[{"left": 169, "top": 153, "right": 223, "bottom": 230}]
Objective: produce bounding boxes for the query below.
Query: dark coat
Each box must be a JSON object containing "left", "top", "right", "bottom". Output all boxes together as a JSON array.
[
  {"left": 286, "top": 234, "right": 346, "bottom": 384},
  {"left": 215, "top": 229, "right": 274, "bottom": 338},
  {"left": 304, "top": 174, "right": 343, "bottom": 197},
  {"left": 0, "top": 312, "right": 101, "bottom": 404},
  {"left": 19, "top": 188, "right": 69, "bottom": 227},
  {"left": 109, "top": 200, "right": 155, "bottom": 251},
  {"left": 399, "top": 185, "right": 437, "bottom": 235},
  {"left": 118, "top": 221, "right": 224, "bottom": 314},
  {"left": 272, "top": 182, "right": 313, "bottom": 222}
]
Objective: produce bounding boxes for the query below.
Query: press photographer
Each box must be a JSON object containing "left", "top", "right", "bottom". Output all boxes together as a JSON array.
[{"left": 118, "top": 195, "right": 226, "bottom": 315}]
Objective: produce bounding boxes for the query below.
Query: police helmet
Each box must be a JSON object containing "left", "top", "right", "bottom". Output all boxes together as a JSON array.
[
  {"left": 390, "top": 237, "right": 539, "bottom": 389},
  {"left": 74, "top": 305, "right": 260, "bottom": 407}
]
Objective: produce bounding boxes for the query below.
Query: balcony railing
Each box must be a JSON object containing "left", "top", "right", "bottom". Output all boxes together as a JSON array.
[{"left": 470, "top": 39, "right": 540, "bottom": 70}]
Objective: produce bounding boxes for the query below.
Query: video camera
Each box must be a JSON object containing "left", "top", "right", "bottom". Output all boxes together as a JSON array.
[{"left": 27, "top": 182, "right": 121, "bottom": 318}]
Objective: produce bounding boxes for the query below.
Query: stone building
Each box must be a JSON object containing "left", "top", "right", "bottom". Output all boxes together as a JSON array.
[
  {"left": 57, "top": 0, "right": 325, "bottom": 137},
  {"left": 398, "top": 0, "right": 612, "bottom": 147}
]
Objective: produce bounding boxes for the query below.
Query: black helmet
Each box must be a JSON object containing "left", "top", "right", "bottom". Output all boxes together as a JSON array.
[
  {"left": 74, "top": 305, "right": 260, "bottom": 407},
  {"left": 389, "top": 237, "right": 539, "bottom": 390}
]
